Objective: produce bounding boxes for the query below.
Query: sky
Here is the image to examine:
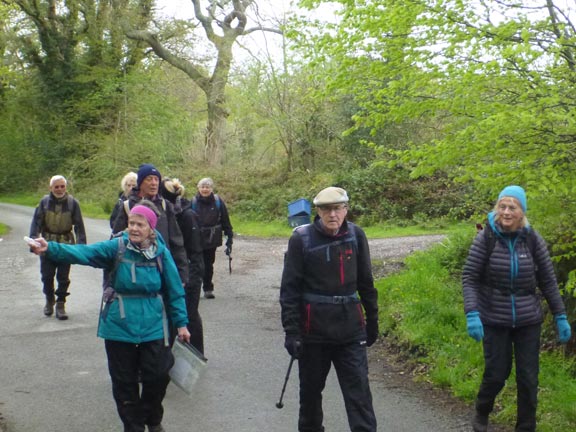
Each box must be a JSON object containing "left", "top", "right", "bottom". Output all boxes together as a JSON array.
[
  {"left": 153, "top": 0, "right": 340, "bottom": 65},
  {"left": 154, "top": 0, "right": 296, "bottom": 64}
]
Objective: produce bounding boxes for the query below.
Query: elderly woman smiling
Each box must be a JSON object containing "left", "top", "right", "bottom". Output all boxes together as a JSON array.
[{"left": 30, "top": 201, "right": 190, "bottom": 432}]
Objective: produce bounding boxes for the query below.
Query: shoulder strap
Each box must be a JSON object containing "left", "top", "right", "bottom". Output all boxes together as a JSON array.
[
  {"left": 295, "top": 224, "right": 311, "bottom": 251},
  {"left": 40, "top": 195, "right": 51, "bottom": 212},
  {"left": 191, "top": 195, "right": 220, "bottom": 211},
  {"left": 297, "top": 223, "right": 358, "bottom": 254},
  {"left": 123, "top": 200, "right": 130, "bottom": 217},
  {"left": 483, "top": 223, "right": 497, "bottom": 256}
]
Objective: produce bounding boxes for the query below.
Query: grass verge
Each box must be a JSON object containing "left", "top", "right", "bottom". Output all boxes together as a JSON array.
[{"left": 377, "top": 232, "right": 576, "bottom": 431}]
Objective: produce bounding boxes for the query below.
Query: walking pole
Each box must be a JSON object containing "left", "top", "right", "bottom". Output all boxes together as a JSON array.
[{"left": 276, "top": 355, "right": 295, "bottom": 409}]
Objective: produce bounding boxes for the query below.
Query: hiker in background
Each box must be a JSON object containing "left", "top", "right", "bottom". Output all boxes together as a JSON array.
[
  {"left": 462, "top": 185, "right": 572, "bottom": 432},
  {"left": 29, "top": 202, "right": 190, "bottom": 432},
  {"left": 29, "top": 175, "right": 86, "bottom": 320},
  {"left": 280, "top": 186, "right": 379, "bottom": 432},
  {"left": 161, "top": 177, "right": 205, "bottom": 353},
  {"left": 192, "top": 177, "right": 233, "bottom": 299},
  {"left": 112, "top": 163, "right": 188, "bottom": 285},
  {"left": 109, "top": 171, "right": 137, "bottom": 229}
]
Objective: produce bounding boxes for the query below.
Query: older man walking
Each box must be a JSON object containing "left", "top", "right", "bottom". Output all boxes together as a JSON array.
[{"left": 280, "top": 186, "right": 379, "bottom": 432}]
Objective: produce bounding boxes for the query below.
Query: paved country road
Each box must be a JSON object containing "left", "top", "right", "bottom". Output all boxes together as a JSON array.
[{"left": 0, "top": 202, "right": 491, "bottom": 432}]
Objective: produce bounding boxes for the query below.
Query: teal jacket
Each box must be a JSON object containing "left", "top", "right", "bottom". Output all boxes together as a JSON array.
[{"left": 46, "top": 232, "right": 188, "bottom": 344}]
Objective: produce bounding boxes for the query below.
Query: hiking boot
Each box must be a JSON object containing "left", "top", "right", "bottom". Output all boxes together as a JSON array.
[
  {"left": 148, "top": 424, "right": 165, "bottom": 432},
  {"left": 55, "top": 302, "right": 68, "bottom": 320},
  {"left": 43, "top": 299, "right": 55, "bottom": 316},
  {"left": 472, "top": 412, "right": 488, "bottom": 432},
  {"left": 204, "top": 291, "right": 215, "bottom": 299}
]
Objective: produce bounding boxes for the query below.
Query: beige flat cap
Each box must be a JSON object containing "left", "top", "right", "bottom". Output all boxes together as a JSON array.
[{"left": 313, "top": 187, "right": 349, "bottom": 206}]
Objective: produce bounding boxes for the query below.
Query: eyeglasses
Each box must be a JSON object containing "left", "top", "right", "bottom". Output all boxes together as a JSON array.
[{"left": 318, "top": 205, "right": 347, "bottom": 213}]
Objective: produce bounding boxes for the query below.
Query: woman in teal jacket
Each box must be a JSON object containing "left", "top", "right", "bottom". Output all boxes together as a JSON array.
[{"left": 31, "top": 202, "right": 190, "bottom": 432}]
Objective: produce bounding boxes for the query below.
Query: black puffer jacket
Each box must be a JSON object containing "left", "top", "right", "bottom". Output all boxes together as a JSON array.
[
  {"left": 462, "top": 220, "right": 565, "bottom": 328},
  {"left": 280, "top": 218, "right": 378, "bottom": 344},
  {"left": 193, "top": 193, "right": 233, "bottom": 250}
]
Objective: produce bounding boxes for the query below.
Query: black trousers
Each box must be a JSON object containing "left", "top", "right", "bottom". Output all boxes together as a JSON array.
[
  {"left": 105, "top": 339, "right": 174, "bottom": 432},
  {"left": 298, "top": 342, "right": 377, "bottom": 432},
  {"left": 40, "top": 255, "right": 70, "bottom": 302},
  {"left": 476, "top": 324, "right": 541, "bottom": 432},
  {"left": 186, "top": 254, "right": 204, "bottom": 352},
  {"left": 201, "top": 247, "right": 217, "bottom": 292}
]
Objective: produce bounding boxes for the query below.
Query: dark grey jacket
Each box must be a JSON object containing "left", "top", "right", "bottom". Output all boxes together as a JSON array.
[{"left": 462, "top": 222, "right": 566, "bottom": 328}]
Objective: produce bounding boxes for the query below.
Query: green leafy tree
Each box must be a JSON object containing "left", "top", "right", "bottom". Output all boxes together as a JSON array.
[
  {"left": 292, "top": 0, "right": 576, "bottom": 298},
  {"left": 125, "top": 0, "right": 282, "bottom": 164}
]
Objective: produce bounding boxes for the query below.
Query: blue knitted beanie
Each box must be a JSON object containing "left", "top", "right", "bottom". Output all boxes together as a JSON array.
[
  {"left": 137, "top": 164, "right": 161, "bottom": 188},
  {"left": 498, "top": 185, "right": 527, "bottom": 212}
]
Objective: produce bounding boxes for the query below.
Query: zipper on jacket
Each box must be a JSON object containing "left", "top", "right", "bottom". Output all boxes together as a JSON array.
[
  {"left": 507, "top": 237, "right": 519, "bottom": 327},
  {"left": 304, "top": 304, "right": 311, "bottom": 334}
]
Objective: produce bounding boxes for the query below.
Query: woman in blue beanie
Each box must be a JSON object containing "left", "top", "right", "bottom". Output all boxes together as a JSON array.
[{"left": 462, "top": 185, "right": 571, "bottom": 432}]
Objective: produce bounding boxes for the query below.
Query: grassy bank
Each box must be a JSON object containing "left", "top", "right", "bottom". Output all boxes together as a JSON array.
[
  {"left": 0, "top": 194, "right": 465, "bottom": 239},
  {"left": 377, "top": 231, "right": 576, "bottom": 431}
]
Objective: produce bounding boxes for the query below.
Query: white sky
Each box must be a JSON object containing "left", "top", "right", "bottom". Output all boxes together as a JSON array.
[
  {"left": 154, "top": 0, "right": 295, "bottom": 64},
  {"left": 154, "top": 0, "right": 341, "bottom": 65}
]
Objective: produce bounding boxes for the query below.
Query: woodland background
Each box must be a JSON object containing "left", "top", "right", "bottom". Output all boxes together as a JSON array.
[{"left": 1, "top": 1, "right": 575, "bottom": 428}]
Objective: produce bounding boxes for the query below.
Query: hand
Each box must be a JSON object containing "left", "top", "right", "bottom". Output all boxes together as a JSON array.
[
  {"left": 177, "top": 326, "right": 191, "bottom": 344},
  {"left": 366, "top": 319, "right": 379, "bottom": 347},
  {"left": 466, "top": 311, "right": 484, "bottom": 342},
  {"left": 284, "top": 334, "right": 303, "bottom": 359},
  {"left": 225, "top": 245, "right": 232, "bottom": 256},
  {"left": 30, "top": 237, "right": 48, "bottom": 255},
  {"left": 225, "top": 238, "right": 233, "bottom": 255},
  {"left": 555, "top": 314, "right": 572, "bottom": 344}
]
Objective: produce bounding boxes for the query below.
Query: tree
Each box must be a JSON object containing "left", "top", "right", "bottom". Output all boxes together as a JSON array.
[
  {"left": 125, "top": 0, "right": 282, "bottom": 164},
  {"left": 293, "top": 0, "right": 576, "bottom": 297}
]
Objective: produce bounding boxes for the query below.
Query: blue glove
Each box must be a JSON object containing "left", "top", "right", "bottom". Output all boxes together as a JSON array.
[
  {"left": 555, "top": 314, "right": 572, "bottom": 344},
  {"left": 466, "top": 311, "right": 484, "bottom": 342},
  {"left": 225, "top": 237, "right": 233, "bottom": 256}
]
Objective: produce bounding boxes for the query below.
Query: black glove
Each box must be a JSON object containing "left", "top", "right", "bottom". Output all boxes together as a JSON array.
[
  {"left": 284, "top": 334, "right": 303, "bottom": 359},
  {"left": 366, "top": 319, "right": 379, "bottom": 347},
  {"left": 225, "top": 238, "right": 233, "bottom": 256}
]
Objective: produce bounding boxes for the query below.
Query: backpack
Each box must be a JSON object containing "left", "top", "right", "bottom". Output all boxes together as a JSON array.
[
  {"left": 296, "top": 223, "right": 358, "bottom": 255},
  {"left": 102, "top": 234, "right": 164, "bottom": 290},
  {"left": 477, "top": 222, "right": 540, "bottom": 284},
  {"left": 191, "top": 194, "right": 221, "bottom": 212},
  {"left": 41, "top": 194, "right": 75, "bottom": 213},
  {"left": 123, "top": 198, "right": 166, "bottom": 217},
  {"left": 100, "top": 234, "right": 168, "bottom": 343}
]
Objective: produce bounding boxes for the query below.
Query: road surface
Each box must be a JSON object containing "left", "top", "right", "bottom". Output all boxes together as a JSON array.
[{"left": 0, "top": 203, "right": 474, "bottom": 431}]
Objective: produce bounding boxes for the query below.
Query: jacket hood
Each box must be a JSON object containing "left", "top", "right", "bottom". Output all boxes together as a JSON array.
[{"left": 487, "top": 211, "right": 532, "bottom": 239}]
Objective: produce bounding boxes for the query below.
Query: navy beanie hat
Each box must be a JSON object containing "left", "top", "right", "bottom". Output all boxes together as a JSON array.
[
  {"left": 137, "top": 164, "right": 161, "bottom": 188},
  {"left": 498, "top": 185, "right": 527, "bottom": 212}
]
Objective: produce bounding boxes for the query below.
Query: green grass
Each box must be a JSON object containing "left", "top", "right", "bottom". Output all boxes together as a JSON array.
[
  {"left": 0, "top": 223, "right": 7, "bottom": 235},
  {"left": 0, "top": 194, "right": 468, "bottom": 238},
  {"left": 377, "top": 233, "right": 576, "bottom": 431}
]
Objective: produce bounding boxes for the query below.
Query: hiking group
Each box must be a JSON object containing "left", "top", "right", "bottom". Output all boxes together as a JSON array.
[{"left": 26, "top": 168, "right": 572, "bottom": 432}]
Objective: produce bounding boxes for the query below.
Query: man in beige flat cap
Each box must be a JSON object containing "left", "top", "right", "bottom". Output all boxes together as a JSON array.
[{"left": 280, "top": 186, "right": 379, "bottom": 432}]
